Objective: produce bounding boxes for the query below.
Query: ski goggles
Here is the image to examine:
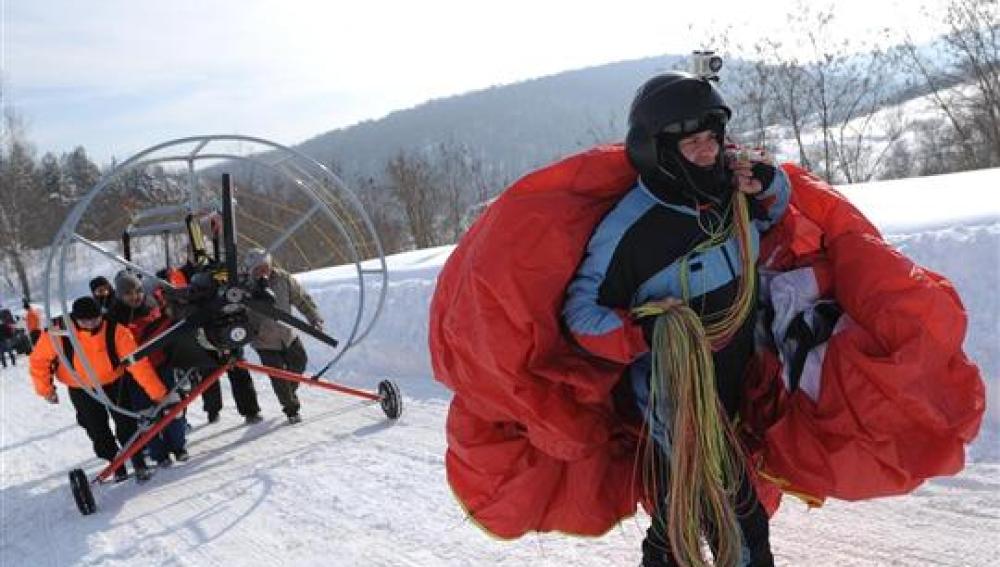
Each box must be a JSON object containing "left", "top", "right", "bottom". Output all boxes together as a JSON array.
[{"left": 659, "top": 108, "right": 728, "bottom": 136}]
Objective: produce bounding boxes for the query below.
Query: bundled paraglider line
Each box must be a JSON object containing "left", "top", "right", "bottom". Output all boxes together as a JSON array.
[
  {"left": 630, "top": 191, "right": 756, "bottom": 566},
  {"left": 632, "top": 305, "right": 747, "bottom": 567},
  {"left": 677, "top": 192, "right": 756, "bottom": 350}
]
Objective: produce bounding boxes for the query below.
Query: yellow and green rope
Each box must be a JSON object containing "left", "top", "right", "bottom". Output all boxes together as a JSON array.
[
  {"left": 637, "top": 305, "right": 747, "bottom": 567},
  {"left": 679, "top": 192, "right": 757, "bottom": 351},
  {"left": 630, "top": 192, "right": 757, "bottom": 566}
]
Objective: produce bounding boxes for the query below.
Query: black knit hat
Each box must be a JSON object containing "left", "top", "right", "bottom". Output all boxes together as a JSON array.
[
  {"left": 70, "top": 296, "right": 101, "bottom": 320},
  {"left": 89, "top": 276, "right": 112, "bottom": 293}
]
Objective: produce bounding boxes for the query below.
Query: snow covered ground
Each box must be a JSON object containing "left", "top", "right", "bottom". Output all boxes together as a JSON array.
[{"left": 1, "top": 167, "right": 998, "bottom": 566}]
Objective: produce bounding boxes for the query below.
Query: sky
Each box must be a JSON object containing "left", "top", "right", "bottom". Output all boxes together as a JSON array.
[
  {"left": 0, "top": 166, "right": 997, "bottom": 565},
  {"left": 2, "top": 0, "right": 954, "bottom": 165}
]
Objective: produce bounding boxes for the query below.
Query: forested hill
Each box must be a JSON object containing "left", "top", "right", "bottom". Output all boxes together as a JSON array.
[{"left": 292, "top": 54, "right": 684, "bottom": 183}]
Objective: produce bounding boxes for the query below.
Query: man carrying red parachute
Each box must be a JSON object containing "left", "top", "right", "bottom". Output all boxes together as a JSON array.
[{"left": 429, "top": 66, "right": 984, "bottom": 567}]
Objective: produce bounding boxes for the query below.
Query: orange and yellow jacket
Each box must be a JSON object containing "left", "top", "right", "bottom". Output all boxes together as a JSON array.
[
  {"left": 25, "top": 307, "right": 42, "bottom": 333},
  {"left": 29, "top": 320, "right": 167, "bottom": 402}
]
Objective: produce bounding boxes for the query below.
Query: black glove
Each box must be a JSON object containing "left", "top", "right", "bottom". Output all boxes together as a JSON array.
[{"left": 751, "top": 162, "right": 777, "bottom": 193}]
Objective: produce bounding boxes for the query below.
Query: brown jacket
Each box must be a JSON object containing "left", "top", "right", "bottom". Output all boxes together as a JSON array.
[{"left": 249, "top": 267, "right": 322, "bottom": 351}]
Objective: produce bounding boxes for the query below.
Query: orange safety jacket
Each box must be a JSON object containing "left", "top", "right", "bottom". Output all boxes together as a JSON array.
[
  {"left": 29, "top": 319, "right": 167, "bottom": 401},
  {"left": 165, "top": 266, "right": 188, "bottom": 287},
  {"left": 25, "top": 307, "right": 42, "bottom": 333}
]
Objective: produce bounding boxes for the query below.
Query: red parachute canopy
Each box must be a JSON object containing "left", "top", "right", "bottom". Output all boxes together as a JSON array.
[
  {"left": 430, "top": 146, "right": 642, "bottom": 538},
  {"left": 743, "top": 164, "right": 985, "bottom": 503},
  {"left": 429, "top": 147, "right": 985, "bottom": 539}
]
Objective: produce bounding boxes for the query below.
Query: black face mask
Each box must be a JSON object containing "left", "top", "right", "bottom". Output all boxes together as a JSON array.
[{"left": 642, "top": 127, "right": 732, "bottom": 206}]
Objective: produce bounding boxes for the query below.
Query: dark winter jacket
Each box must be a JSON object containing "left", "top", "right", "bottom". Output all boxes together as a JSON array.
[
  {"left": 106, "top": 293, "right": 217, "bottom": 370},
  {"left": 563, "top": 170, "right": 790, "bottom": 425},
  {"left": 107, "top": 295, "right": 170, "bottom": 366}
]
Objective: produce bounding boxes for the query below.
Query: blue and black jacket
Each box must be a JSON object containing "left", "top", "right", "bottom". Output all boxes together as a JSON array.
[{"left": 563, "top": 171, "right": 790, "bottom": 420}]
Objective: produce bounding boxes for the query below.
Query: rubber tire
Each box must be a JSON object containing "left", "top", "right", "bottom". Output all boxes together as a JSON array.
[
  {"left": 378, "top": 380, "right": 403, "bottom": 420},
  {"left": 69, "top": 468, "right": 96, "bottom": 515}
]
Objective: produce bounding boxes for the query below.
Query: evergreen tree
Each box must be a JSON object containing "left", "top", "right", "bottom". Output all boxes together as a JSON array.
[
  {"left": 38, "top": 152, "right": 65, "bottom": 201},
  {"left": 61, "top": 146, "right": 101, "bottom": 199}
]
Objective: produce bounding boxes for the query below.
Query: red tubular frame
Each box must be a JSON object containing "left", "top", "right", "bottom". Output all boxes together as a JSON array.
[
  {"left": 94, "top": 364, "right": 228, "bottom": 483},
  {"left": 93, "top": 361, "right": 382, "bottom": 484},
  {"left": 236, "top": 360, "right": 382, "bottom": 401}
]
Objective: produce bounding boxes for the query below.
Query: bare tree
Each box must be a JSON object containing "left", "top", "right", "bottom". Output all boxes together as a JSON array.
[
  {"left": 699, "top": 26, "right": 781, "bottom": 149},
  {"left": 758, "top": 37, "right": 816, "bottom": 170},
  {"left": 734, "top": 49, "right": 779, "bottom": 149},
  {"left": 435, "top": 142, "right": 468, "bottom": 244},
  {"left": 433, "top": 141, "right": 500, "bottom": 243},
  {"left": 880, "top": 135, "right": 917, "bottom": 180},
  {"left": 836, "top": 104, "right": 908, "bottom": 182},
  {"left": 726, "top": 1, "right": 903, "bottom": 183},
  {"left": 897, "top": 0, "right": 1000, "bottom": 170},
  {"left": 355, "top": 176, "right": 408, "bottom": 255},
  {"left": 385, "top": 150, "right": 442, "bottom": 250}
]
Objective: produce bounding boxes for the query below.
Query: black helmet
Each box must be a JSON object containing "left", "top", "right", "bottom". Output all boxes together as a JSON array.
[{"left": 625, "top": 72, "right": 732, "bottom": 201}]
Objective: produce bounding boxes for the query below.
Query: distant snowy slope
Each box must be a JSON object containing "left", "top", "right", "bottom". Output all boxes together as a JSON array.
[{"left": 837, "top": 167, "right": 1000, "bottom": 232}]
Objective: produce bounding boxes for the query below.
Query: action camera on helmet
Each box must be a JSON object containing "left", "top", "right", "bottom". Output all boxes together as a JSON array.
[{"left": 691, "top": 50, "right": 723, "bottom": 82}]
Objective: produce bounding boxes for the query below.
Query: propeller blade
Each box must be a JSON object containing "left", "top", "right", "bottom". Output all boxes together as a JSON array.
[
  {"left": 121, "top": 317, "right": 200, "bottom": 366},
  {"left": 245, "top": 299, "right": 339, "bottom": 348},
  {"left": 221, "top": 173, "right": 239, "bottom": 283},
  {"left": 122, "top": 230, "right": 132, "bottom": 261}
]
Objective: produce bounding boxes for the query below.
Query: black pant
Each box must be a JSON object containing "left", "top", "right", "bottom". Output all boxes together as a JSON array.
[
  {"left": 0, "top": 341, "right": 15, "bottom": 367},
  {"left": 202, "top": 366, "right": 261, "bottom": 417},
  {"left": 126, "top": 371, "right": 187, "bottom": 461},
  {"left": 255, "top": 338, "right": 307, "bottom": 417},
  {"left": 68, "top": 382, "right": 146, "bottom": 469},
  {"left": 641, "top": 447, "right": 774, "bottom": 567}
]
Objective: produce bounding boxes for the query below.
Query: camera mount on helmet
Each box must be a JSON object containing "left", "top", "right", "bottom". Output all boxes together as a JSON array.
[{"left": 691, "top": 50, "right": 724, "bottom": 82}]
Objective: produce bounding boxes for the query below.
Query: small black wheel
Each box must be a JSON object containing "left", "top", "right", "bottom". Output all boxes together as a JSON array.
[
  {"left": 69, "top": 468, "right": 96, "bottom": 515},
  {"left": 377, "top": 380, "right": 403, "bottom": 420}
]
